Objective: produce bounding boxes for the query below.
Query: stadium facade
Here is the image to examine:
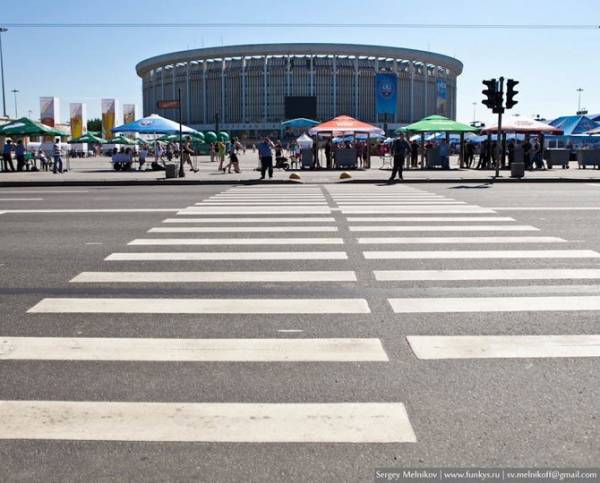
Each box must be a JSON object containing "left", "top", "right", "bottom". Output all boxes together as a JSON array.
[{"left": 136, "top": 43, "right": 463, "bottom": 133}]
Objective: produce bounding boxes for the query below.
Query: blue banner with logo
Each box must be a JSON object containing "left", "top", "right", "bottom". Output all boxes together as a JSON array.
[
  {"left": 375, "top": 73, "right": 397, "bottom": 115},
  {"left": 436, "top": 79, "right": 448, "bottom": 116}
]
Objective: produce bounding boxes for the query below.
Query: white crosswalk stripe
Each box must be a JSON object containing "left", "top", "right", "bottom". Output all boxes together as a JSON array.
[
  {"left": 0, "top": 401, "right": 415, "bottom": 442},
  {"left": 162, "top": 217, "right": 337, "bottom": 223},
  {"left": 364, "top": 249, "right": 596, "bottom": 259},
  {"left": 148, "top": 226, "right": 338, "bottom": 233},
  {"left": 375, "top": 269, "right": 600, "bottom": 281},
  {"left": 406, "top": 335, "right": 600, "bottom": 359},
  {"left": 71, "top": 271, "right": 357, "bottom": 283},
  {"left": 389, "top": 296, "right": 600, "bottom": 313},
  {"left": 129, "top": 237, "right": 344, "bottom": 245},
  {"left": 360, "top": 237, "right": 564, "bottom": 245},
  {"left": 0, "top": 337, "right": 386, "bottom": 361},
  {"left": 28, "top": 298, "right": 371, "bottom": 314},
  {"left": 106, "top": 251, "right": 349, "bottom": 261},
  {"left": 351, "top": 225, "right": 538, "bottom": 231}
]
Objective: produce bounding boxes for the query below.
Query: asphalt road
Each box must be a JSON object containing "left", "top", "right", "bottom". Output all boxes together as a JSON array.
[{"left": 0, "top": 182, "right": 599, "bottom": 482}]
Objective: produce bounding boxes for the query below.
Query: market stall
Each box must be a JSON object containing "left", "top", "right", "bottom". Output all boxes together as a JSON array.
[{"left": 308, "top": 115, "right": 384, "bottom": 169}]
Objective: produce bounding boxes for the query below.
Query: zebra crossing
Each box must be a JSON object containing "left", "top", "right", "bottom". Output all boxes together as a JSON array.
[
  {"left": 7, "top": 184, "right": 415, "bottom": 444},
  {"left": 6, "top": 183, "right": 600, "bottom": 446},
  {"left": 327, "top": 184, "right": 600, "bottom": 361}
]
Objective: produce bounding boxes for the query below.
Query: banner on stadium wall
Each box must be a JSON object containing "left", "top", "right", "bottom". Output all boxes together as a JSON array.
[
  {"left": 123, "top": 104, "right": 136, "bottom": 124},
  {"left": 40, "top": 97, "right": 60, "bottom": 127},
  {"left": 375, "top": 73, "right": 397, "bottom": 115},
  {"left": 436, "top": 79, "right": 448, "bottom": 117},
  {"left": 69, "top": 103, "right": 87, "bottom": 139},
  {"left": 101, "top": 99, "right": 119, "bottom": 139}
]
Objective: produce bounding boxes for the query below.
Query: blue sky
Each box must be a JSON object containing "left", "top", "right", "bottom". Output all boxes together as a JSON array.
[{"left": 1, "top": 0, "right": 598, "bottom": 124}]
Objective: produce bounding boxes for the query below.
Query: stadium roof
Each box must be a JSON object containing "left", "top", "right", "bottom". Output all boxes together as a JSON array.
[{"left": 549, "top": 115, "right": 600, "bottom": 136}]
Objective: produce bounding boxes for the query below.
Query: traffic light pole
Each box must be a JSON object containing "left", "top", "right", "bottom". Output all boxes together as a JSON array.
[
  {"left": 178, "top": 88, "right": 185, "bottom": 178},
  {"left": 495, "top": 77, "right": 504, "bottom": 178}
]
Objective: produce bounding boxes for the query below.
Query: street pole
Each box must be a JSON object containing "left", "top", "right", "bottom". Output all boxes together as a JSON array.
[
  {"left": 576, "top": 88, "right": 584, "bottom": 113},
  {"left": 178, "top": 88, "right": 184, "bottom": 178},
  {"left": 495, "top": 77, "right": 504, "bottom": 178},
  {"left": 472, "top": 102, "right": 477, "bottom": 123},
  {"left": 11, "top": 88, "right": 18, "bottom": 118},
  {"left": 0, "top": 28, "right": 8, "bottom": 118}
]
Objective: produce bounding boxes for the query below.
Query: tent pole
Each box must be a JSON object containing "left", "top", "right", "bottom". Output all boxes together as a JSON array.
[
  {"left": 459, "top": 132, "right": 465, "bottom": 169},
  {"left": 420, "top": 133, "right": 425, "bottom": 168}
]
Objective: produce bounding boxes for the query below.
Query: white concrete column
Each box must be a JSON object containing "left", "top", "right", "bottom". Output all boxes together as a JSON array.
[
  {"left": 202, "top": 62, "right": 207, "bottom": 125},
  {"left": 354, "top": 58, "right": 359, "bottom": 118},
  {"left": 310, "top": 57, "right": 314, "bottom": 96},
  {"left": 332, "top": 56, "right": 337, "bottom": 117},
  {"left": 221, "top": 59, "right": 226, "bottom": 124},
  {"left": 263, "top": 56, "right": 268, "bottom": 122},
  {"left": 186, "top": 63, "right": 191, "bottom": 124},
  {"left": 424, "top": 64, "right": 429, "bottom": 117},
  {"left": 410, "top": 62, "right": 415, "bottom": 122},
  {"left": 172, "top": 65, "right": 177, "bottom": 119},
  {"left": 242, "top": 57, "right": 247, "bottom": 124}
]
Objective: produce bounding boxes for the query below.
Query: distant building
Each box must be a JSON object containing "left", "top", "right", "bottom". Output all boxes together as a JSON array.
[{"left": 136, "top": 43, "right": 463, "bottom": 134}]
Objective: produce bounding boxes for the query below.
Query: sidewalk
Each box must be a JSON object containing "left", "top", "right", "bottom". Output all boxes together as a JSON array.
[{"left": 1, "top": 154, "right": 599, "bottom": 187}]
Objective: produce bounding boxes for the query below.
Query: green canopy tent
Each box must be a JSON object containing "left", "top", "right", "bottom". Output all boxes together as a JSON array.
[
  {"left": 68, "top": 133, "right": 106, "bottom": 144},
  {"left": 204, "top": 131, "right": 218, "bottom": 144},
  {"left": 107, "top": 135, "right": 137, "bottom": 145},
  {"left": 396, "top": 115, "right": 479, "bottom": 168},
  {"left": 0, "top": 117, "right": 68, "bottom": 138}
]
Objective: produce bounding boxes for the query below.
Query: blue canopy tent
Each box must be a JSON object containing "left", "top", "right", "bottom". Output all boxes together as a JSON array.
[
  {"left": 547, "top": 115, "right": 600, "bottom": 148},
  {"left": 280, "top": 118, "right": 319, "bottom": 139},
  {"left": 112, "top": 114, "right": 198, "bottom": 135}
]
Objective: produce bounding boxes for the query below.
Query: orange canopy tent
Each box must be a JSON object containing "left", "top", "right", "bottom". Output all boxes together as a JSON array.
[
  {"left": 309, "top": 115, "right": 385, "bottom": 137},
  {"left": 308, "top": 115, "right": 384, "bottom": 168}
]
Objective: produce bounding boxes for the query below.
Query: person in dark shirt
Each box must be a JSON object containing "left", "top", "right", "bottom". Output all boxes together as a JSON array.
[
  {"left": 390, "top": 134, "right": 411, "bottom": 181},
  {"left": 522, "top": 138, "right": 532, "bottom": 170}
]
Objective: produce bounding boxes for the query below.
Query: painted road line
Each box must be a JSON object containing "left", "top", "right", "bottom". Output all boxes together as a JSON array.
[
  {"left": 489, "top": 207, "right": 600, "bottom": 211},
  {"left": 129, "top": 238, "right": 344, "bottom": 245},
  {"left": 162, "top": 217, "right": 337, "bottom": 223},
  {"left": 177, "top": 208, "right": 332, "bottom": 215},
  {"left": 0, "top": 209, "right": 179, "bottom": 213},
  {"left": 375, "top": 268, "right": 600, "bottom": 281},
  {"left": 0, "top": 198, "right": 44, "bottom": 201},
  {"left": 71, "top": 271, "right": 357, "bottom": 283},
  {"left": 106, "top": 252, "right": 349, "bottom": 261},
  {"left": 0, "top": 190, "right": 89, "bottom": 194},
  {"left": 340, "top": 207, "right": 495, "bottom": 214},
  {"left": 28, "top": 298, "right": 371, "bottom": 314},
  {"left": 337, "top": 202, "right": 466, "bottom": 205},
  {"left": 364, "top": 249, "right": 599, "bottom": 259},
  {"left": 148, "top": 226, "right": 338, "bottom": 233},
  {"left": 347, "top": 217, "right": 515, "bottom": 222},
  {"left": 0, "top": 401, "right": 415, "bottom": 442},
  {"left": 0, "top": 337, "right": 386, "bottom": 361},
  {"left": 358, "top": 236, "right": 563, "bottom": 244},
  {"left": 389, "top": 296, "right": 600, "bottom": 313},
  {"left": 406, "top": 335, "right": 600, "bottom": 359},
  {"left": 196, "top": 202, "right": 329, "bottom": 206},
  {"left": 351, "top": 225, "right": 538, "bottom": 232}
]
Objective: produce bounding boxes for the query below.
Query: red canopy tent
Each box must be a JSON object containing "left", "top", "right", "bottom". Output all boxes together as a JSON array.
[
  {"left": 481, "top": 116, "right": 563, "bottom": 134},
  {"left": 308, "top": 115, "right": 384, "bottom": 168}
]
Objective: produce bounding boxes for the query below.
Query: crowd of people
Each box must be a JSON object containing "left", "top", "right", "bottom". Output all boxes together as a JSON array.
[{"left": 1, "top": 138, "right": 62, "bottom": 173}]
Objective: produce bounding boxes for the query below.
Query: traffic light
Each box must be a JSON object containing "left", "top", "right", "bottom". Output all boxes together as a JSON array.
[
  {"left": 506, "top": 78, "right": 519, "bottom": 109},
  {"left": 482, "top": 79, "right": 497, "bottom": 110}
]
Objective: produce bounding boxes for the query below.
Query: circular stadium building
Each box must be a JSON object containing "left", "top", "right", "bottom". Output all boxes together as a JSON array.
[{"left": 136, "top": 43, "right": 463, "bottom": 134}]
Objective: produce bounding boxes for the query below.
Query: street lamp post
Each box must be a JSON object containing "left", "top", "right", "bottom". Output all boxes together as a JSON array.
[
  {"left": 11, "top": 88, "right": 18, "bottom": 118},
  {"left": 472, "top": 102, "right": 477, "bottom": 123},
  {"left": 576, "top": 88, "right": 584, "bottom": 114},
  {"left": 0, "top": 27, "right": 8, "bottom": 118}
]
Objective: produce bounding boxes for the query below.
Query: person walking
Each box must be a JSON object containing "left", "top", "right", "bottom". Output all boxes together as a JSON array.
[
  {"left": 438, "top": 139, "right": 450, "bottom": 169},
  {"left": 217, "top": 140, "right": 226, "bottom": 171},
  {"left": 138, "top": 144, "right": 148, "bottom": 171},
  {"left": 52, "top": 138, "right": 64, "bottom": 174},
  {"left": 389, "top": 134, "right": 410, "bottom": 181},
  {"left": 15, "top": 140, "right": 26, "bottom": 171},
  {"left": 465, "top": 141, "right": 474, "bottom": 168},
  {"left": 224, "top": 138, "right": 242, "bottom": 174},
  {"left": 2, "top": 138, "right": 15, "bottom": 172},
  {"left": 410, "top": 139, "right": 419, "bottom": 168},
  {"left": 324, "top": 138, "right": 332, "bottom": 169},
  {"left": 257, "top": 137, "right": 275, "bottom": 179},
  {"left": 523, "top": 138, "right": 532, "bottom": 170}
]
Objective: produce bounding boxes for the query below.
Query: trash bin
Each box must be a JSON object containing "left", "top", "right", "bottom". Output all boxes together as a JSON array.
[
  {"left": 511, "top": 161, "right": 524, "bottom": 178},
  {"left": 165, "top": 163, "right": 178, "bottom": 178}
]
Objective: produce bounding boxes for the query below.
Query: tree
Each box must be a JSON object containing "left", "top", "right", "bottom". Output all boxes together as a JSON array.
[{"left": 87, "top": 118, "right": 102, "bottom": 132}]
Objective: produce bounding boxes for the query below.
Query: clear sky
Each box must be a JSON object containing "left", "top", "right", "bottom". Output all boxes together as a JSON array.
[{"left": 1, "top": 0, "right": 598, "bottom": 124}]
